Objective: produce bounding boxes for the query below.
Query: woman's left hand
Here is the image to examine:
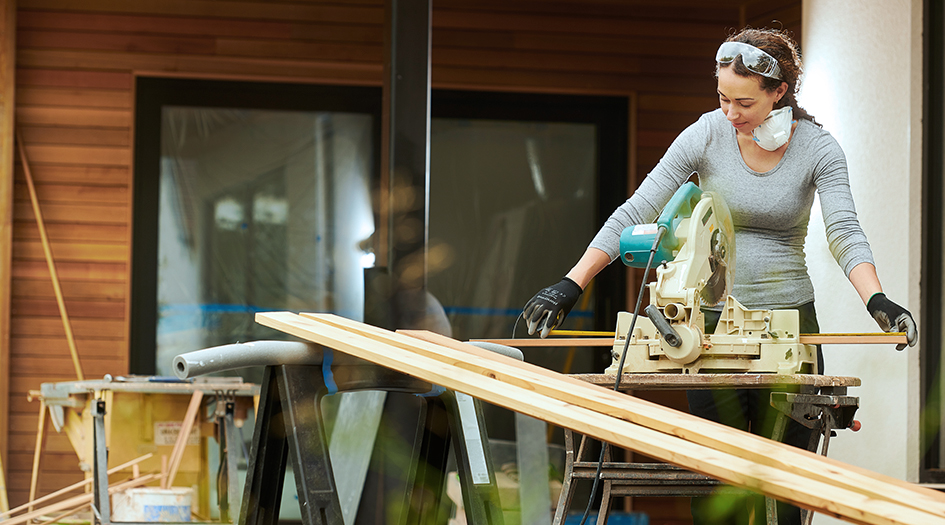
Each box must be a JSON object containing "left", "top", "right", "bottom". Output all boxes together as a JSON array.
[{"left": 867, "top": 293, "right": 917, "bottom": 350}]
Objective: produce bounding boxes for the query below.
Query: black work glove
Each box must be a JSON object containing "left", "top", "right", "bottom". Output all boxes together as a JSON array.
[
  {"left": 867, "top": 293, "right": 917, "bottom": 351},
  {"left": 523, "top": 277, "right": 583, "bottom": 338}
]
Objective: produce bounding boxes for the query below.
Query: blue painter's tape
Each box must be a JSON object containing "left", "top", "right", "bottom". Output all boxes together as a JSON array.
[{"left": 322, "top": 349, "right": 338, "bottom": 395}]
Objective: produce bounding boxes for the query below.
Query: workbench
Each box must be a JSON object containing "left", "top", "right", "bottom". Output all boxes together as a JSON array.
[
  {"left": 35, "top": 377, "right": 259, "bottom": 523},
  {"left": 556, "top": 373, "right": 861, "bottom": 525}
]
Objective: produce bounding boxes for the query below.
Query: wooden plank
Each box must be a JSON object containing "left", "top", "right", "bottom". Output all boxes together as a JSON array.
[
  {"left": 17, "top": 1, "right": 384, "bottom": 25},
  {"left": 215, "top": 38, "right": 382, "bottom": 62},
  {"left": 257, "top": 312, "right": 945, "bottom": 525},
  {"left": 9, "top": 317, "right": 125, "bottom": 338},
  {"left": 12, "top": 298, "right": 125, "bottom": 319},
  {"left": 432, "top": 65, "right": 715, "bottom": 97},
  {"left": 433, "top": 28, "right": 718, "bottom": 58},
  {"left": 15, "top": 69, "right": 132, "bottom": 90},
  {"left": 164, "top": 391, "right": 203, "bottom": 488},
  {"left": 12, "top": 278, "right": 125, "bottom": 300},
  {"left": 15, "top": 165, "right": 129, "bottom": 185},
  {"left": 11, "top": 337, "right": 122, "bottom": 359},
  {"left": 19, "top": 126, "right": 131, "bottom": 147},
  {"left": 15, "top": 86, "right": 131, "bottom": 109},
  {"left": 15, "top": 223, "right": 128, "bottom": 243},
  {"left": 432, "top": 0, "right": 739, "bottom": 20},
  {"left": 569, "top": 373, "right": 860, "bottom": 390},
  {"left": 13, "top": 202, "right": 128, "bottom": 224},
  {"left": 432, "top": 9, "right": 728, "bottom": 40},
  {"left": 12, "top": 355, "right": 118, "bottom": 378},
  {"left": 472, "top": 333, "right": 910, "bottom": 347},
  {"left": 432, "top": 47, "right": 707, "bottom": 77},
  {"left": 301, "top": 314, "right": 944, "bottom": 517},
  {"left": 18, "top": 49, "right": 383, "bottom": 85},
  {"left": 15, "top": 106, "right": 131, "bottom": 127},
  {"left": 6, "top": 433, "right": 71, "bottom": 454},
  {"left": 0, "top": 0, "right": 16, "bottom": 500},
  {"left": 20, "top": 144, "right": 130, "bottom": 166},
  {"left": 17, "top": 10, "right": 293, "bottom": 39},
  {"left": 14, "top": 183, "right": 129, "bottom": 204},
  {"left": 19, "top": 29, "right": 217, "bottom": 55},
  {"left": 12, "top": 240, "right": 128, "bottom": 262},
  {"left": 12, "top": 260, "right": 127, "bottom": 281}
]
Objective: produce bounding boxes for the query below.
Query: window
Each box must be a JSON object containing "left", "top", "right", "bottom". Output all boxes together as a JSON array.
[
  {"left": 428, "top": 91, "right": 628, "bottom": 355},
  {"left": 132, "top": 78, "right": 381, "bottom": 376}
]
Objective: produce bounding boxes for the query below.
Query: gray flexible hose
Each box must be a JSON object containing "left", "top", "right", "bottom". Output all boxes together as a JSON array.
[
  {"left": 174, "top": 338, "right": 524, "bottom": 380},
  {"left": 173, "top": 340, "right": 325, "bottom": 379},
  {"left": 466, "top": 341, "right": 524, "bottom": 362}
]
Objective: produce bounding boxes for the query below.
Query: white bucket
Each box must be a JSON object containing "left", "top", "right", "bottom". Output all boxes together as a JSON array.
[{"left": 112, "top": 488, "right": 193, "bottom": 522}]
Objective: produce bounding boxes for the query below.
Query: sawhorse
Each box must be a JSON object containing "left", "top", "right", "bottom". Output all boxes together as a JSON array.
[
  {"left": 553, "top": 374, "right": 861, "bottom": 525},
  {"left": 173, "top": 340, "right": 513, "bottom": 525}
]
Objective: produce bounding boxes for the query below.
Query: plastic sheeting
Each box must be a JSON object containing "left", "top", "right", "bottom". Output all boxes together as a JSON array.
[{"left": 155, "top": 107, "right": 375, "bottom": 376}]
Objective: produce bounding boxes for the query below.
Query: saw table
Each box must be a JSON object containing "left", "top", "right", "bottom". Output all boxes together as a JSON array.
[{"left": 556, "top": 373, "right": 861, "bottom": 525}]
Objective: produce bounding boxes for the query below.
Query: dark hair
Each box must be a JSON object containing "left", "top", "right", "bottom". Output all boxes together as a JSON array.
[{"left": 718, "top": 28, "right": 820, "bottom": 126}]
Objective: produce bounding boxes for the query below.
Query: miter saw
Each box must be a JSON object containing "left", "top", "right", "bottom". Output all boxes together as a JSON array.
[{"left": 606, "top": 181, "right": 818, "bottom": 375}]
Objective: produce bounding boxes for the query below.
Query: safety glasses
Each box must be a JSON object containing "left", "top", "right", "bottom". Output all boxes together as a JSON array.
[{"left": 716, "top": 41, "right": 782, "bottom": 80}]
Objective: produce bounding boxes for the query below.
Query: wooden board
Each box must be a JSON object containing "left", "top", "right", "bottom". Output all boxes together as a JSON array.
[
  {"left": 473, "top": 332, "right": 909, "bottom": 347},
  {"left": 311, "top": 315, "right": 931, "bottom": 515},
  {"left": 256, "top": 312, "right": 945, "bottom": 525},
  {"left": 568, "top": 373, "right": 860, "bottom": 390}
]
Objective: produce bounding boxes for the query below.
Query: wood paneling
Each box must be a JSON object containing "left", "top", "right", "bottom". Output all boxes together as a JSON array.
[
  {"left": 5, "top": 0, "right": 801, "bottom": 508},
  {"left": 1, "top": 0, "right": 15, "bottom": 485}
]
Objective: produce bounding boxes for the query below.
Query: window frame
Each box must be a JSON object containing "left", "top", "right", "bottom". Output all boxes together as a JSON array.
[{"left": 921, "top": 0, "right": 945, "bottom": 483}]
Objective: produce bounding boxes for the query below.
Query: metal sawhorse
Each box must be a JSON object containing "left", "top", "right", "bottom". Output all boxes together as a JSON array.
[
  {"left": 554, "top": 374, "right": 862, "bottom": 525},
  {"left": 174, "top": 340, "right": 516, "bottom": 525}
]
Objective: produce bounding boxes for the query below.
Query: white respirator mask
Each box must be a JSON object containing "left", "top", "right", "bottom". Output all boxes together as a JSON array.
[{"left": 752, "top": 106, "right": 793, "bottom": 151}]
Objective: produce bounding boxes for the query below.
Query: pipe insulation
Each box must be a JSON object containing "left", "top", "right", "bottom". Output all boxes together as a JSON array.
[
  {"left": 173, "top": 339, "right": 524, "bottom": 380},
  {"left": 173, "top": 341, "right": 326, "bottom": 379}
]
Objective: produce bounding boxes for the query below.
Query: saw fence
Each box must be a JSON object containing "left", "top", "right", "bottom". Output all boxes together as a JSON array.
[{"left": 251, "top": 311, "right": 945, "bottom": 525}]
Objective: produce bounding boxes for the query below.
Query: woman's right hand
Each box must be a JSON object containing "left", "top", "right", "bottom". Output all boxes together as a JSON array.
[{"left": 522, "top": 277, "right": 583, "bottom": 338}]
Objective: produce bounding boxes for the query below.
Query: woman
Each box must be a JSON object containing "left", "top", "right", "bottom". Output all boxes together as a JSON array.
[{"left": 522, "top": 28, "right": 917, "bottom": 524}]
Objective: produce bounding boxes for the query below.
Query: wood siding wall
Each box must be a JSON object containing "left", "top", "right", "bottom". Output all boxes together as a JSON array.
[{"left": 6, "top": 0, "right": 799, "bottom": 509}]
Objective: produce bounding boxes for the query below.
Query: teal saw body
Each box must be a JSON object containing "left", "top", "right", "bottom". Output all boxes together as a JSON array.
[{"left": 619, "top": 181, "right": 704, "bottom": 268}]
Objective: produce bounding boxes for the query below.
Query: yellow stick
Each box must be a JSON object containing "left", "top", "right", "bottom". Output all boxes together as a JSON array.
[
  {"left": 27, "top": 400, "right": 47, "bottom": 512},
  {"left": 0, "top": 441, "right": 7, "bottom": 513},
  {"left": 1, "top": 453, "right": 152, "bottom": 519},
  {"left": 15, "top": 130, "right": 84, "bottom": 381}
]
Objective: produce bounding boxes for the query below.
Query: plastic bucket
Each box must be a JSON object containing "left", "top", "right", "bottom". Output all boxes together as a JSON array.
[{"left": 112, "top": 488, "right": 192, "bottom": 522}]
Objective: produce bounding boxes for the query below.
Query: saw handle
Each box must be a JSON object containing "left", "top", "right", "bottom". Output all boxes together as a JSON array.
[
  {"left": 645, "top": 305, "right": 682, "bottom": 348},
  {"left": 655, "top": 180, "right": 703, "bottom": 252}
]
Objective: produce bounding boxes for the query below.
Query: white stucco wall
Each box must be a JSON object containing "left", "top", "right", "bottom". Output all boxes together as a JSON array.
[{"left": 801, "top": 1, "right": 923, "bottom": 522}]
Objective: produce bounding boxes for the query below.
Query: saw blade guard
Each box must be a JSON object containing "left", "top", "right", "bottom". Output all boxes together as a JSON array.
[{"left": 698, "top": 190, "right": 735, "bottom": 307}]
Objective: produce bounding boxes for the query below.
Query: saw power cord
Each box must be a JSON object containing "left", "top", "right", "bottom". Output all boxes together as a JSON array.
[
  {"left": 509, "top": 225, "right": 665, "bottom": 524},
  {"left": 575, "top": 224, "right": 667, "bottom": 525}
]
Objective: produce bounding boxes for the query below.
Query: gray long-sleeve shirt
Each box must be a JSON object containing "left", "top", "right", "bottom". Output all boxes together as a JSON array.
[{"left": 589, "top": 109, "right": 874, "bottom": 310}]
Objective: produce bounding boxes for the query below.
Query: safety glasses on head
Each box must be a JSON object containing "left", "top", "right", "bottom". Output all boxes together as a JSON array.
[{"left": 716, "top": 41, "right": 782, "bottom": 80}]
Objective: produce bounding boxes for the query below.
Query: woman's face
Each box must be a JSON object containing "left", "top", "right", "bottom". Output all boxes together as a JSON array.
[{"left": 717, "top": 65, "right": 787, "bottom": 136}]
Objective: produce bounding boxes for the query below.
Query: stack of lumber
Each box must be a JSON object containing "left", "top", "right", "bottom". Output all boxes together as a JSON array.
[{"left": 257, "top": 311, "right": 945, "bottom": 525}]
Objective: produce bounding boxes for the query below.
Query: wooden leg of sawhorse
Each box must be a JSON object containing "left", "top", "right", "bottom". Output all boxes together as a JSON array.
[{"left": 551, "top": 430, "right": 617, "bottom": 525}]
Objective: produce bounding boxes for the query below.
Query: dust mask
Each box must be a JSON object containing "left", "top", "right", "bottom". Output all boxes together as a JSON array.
[{"left": 752, "top": 106, "right": 793, "bottom": 151}]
